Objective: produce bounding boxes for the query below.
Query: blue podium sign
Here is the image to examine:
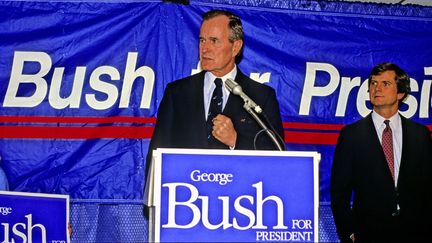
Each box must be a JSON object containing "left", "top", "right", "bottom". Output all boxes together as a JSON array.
[
  {"left": 150, "top": 149, "right": 320, "bottom": 242},
  {"left": 0, "top": 191, "right": 69, "bottom": 243}
]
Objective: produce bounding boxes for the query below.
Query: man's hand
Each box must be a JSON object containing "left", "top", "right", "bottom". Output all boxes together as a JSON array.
[
  {"left": 350, "top": 233, "right": 355, "bottom": 242},
  {"left": 212, "top": 114, "right": 237, "bottom": 148}
]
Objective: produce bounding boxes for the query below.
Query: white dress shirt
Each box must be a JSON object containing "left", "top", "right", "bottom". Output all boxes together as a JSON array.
[{"left": 203, "top": 66, "right": 237, "bottom": 119}]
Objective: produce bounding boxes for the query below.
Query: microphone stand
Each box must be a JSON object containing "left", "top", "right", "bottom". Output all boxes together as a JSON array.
[{"left": 242, "top": 102, "right": 283, "bottom": 151}]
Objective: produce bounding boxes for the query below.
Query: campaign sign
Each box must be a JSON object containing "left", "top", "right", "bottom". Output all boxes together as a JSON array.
[
  {"left": 152, "top": 149, "right": 320, "bottom": 242},
  {"left": 0, "top": 191, "right": 69, "bottom": 243}
]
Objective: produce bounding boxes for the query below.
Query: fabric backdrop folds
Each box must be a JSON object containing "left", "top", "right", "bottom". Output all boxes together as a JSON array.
[{"left": 0, "top": 0, "right": 431, "bottom": 203}]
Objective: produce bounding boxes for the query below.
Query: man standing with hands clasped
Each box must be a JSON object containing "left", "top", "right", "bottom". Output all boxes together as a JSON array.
[
  {"left": 331, "top": 63, "right": 432, "bottom": 243},
  {"left": 145, "top": 9, "right": 284, "bottom": 178}
]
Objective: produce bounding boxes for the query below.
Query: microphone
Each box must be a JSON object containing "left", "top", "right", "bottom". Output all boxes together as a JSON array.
[
  {"left": 225, "top": 78, "right": 283, "bottom": 151},
  {"left": 225, "top": 78, "right": 262, "bottom": 114}
]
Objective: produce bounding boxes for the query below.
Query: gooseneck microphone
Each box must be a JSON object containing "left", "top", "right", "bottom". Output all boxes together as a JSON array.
[
  {"left": 225, "top": 78, "right": 283, "bottom": 151},
  {"left": 225, "top": 78, "right": 262, "bottom": 114}
]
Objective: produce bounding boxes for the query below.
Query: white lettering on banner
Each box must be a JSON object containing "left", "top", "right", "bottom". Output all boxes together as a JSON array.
[
  {"left": 6, "top": 53, "right": 429, "bottom": 118},
  {"left": 162, "top": 181, "right": 288, "bottom": 230},
  {"left": 250, "top": 72, "right": 271, "bottom": 84},
  {"left": 255, "top": 219, "right": 313, "bottom": 241},
  {"left": 420, "top": 67, "right": 432, "bottom": 118},
  {"left": 190, "top": 170, "right": 233, "bottom": 185},
  {"left": 255, "top": 230, "right": 313, "bottom": 241},
  {"left": 292, "top": 219, "right": 312, "bottom": 229},
  {"left": 191, "top": 61, "right": 202, "bottom": 75},
  {"left": 3, "top": 51, "right": 155, "bottom": 110},
  {"left": 1, "top": 214, "right": 47, "bottom": 243},
  {"left": 86, "top": 66, "right": 120, "bottom": 110},
  {"left": 0, "top": 207, "right": 12, "bottom": 216},
  {"left": 300, "top": 62, "right": 432, "bottom": 118}
]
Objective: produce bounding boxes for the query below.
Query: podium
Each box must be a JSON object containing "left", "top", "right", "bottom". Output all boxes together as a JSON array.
[{"left": 145, "top": 149, "right": 320, "bottom": 242}]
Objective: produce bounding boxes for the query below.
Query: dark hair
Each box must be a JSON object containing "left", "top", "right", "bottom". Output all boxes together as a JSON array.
[
  {"left": 368, "top": 62, "right": 411, "bottom": 102},
  {"left": 202, "top": 10, "right": 244, "bottom": 63}
]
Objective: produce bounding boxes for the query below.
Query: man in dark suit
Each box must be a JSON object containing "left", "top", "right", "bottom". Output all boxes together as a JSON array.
[
  {"left": 331, "top": 63, "right": 432, "bottom": 243},
  {"left": 146, "top": 10, "right": 284, "bottom": 178}
]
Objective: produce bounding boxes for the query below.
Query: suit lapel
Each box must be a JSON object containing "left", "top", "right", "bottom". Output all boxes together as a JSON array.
[
  {"left": 189, "top": 72, "right": 208, "bottom": 146},
  {"left": 223, "top": 70, "right": 248, "bottom": 115},
  {"left": 398, "top": 115, "right": 410, "bottom": 187},
  {"left": 364, "top": 114, "right": 384, "bottom": 157},
  {"left": 363, "top": 114, "right": 395, "bottom": 184},
  {"left": 191, "top": 72, "right": 206, "bottom": 121}
]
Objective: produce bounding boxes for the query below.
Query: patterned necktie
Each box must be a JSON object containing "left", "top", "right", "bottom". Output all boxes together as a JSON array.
[
  {"left": 206, "top": 78, "right": 223, "bottom": 142},
  {"left": 382, "top": 120, "right": 395, "bottom": 181}
]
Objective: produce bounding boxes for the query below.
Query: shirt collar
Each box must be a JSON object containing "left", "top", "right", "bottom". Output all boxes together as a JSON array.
[
  {"left": 204, "top": 65, "right": 237, "bottom": 91},
  {"left": 371, "top": 110, "right": 401, "bottom": 131}
]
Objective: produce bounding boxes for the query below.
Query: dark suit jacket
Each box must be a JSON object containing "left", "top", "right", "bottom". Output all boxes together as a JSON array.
[
  {"left": 145, "top": 69, "right": 284, "bottom": 178},
  {"left": 330, "top": 113, "right": 432, "bottom": 243}
]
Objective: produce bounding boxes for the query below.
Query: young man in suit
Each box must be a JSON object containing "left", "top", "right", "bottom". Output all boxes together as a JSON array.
[
  {"left": 331, "top": 63, "right": 432, "bottom": 243},
  {"left": 145, "top": 10, "right": 284, "bottom": 178}
]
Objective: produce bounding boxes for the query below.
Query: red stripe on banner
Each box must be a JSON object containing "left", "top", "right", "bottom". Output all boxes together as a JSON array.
[
  {"left": 0, "top": 116, "right": 429, "bottom": 142},
  {"left": 0, "top": 116, "right": 157, "bottom": 124},
  {"left": 285, "top": 131, "right": 339, "bottom": 145},
  {"left": 1, "top": 116, "right": 344, "bottom": 131},
  {"left": 0, "top": 126, "right": 154, "bottom": 139},
  {"left": 284, "top": 122, "right": 432, "bottom": 132},
  {"left": 283, "top": 122, "right": 344, "bottom": 131},
  {"left": 0, "top": 124, "right": 339, "bottom": 143}
]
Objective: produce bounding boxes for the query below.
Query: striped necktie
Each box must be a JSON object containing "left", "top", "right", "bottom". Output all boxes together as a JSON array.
[{"left": 206, "top": 78, "right": 223, "bottom": 143}]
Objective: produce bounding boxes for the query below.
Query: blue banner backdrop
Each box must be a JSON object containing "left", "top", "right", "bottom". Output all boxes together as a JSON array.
[
  {"left": 0, "top": 0, "right": 431, "bottom": 241},
  {"left": 1, "top": 0, "right": 432, "bottom": 201}
]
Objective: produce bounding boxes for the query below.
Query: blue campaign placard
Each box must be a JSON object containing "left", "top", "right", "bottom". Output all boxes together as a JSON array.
[
  {"left": 152, "top": 149, "right": 319, "bottom": 242},
  {"left": 0, "top": 191, "right": 69, "bottom": 243}
]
